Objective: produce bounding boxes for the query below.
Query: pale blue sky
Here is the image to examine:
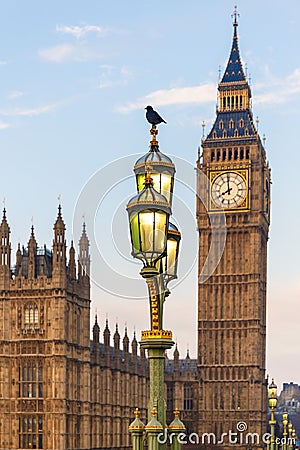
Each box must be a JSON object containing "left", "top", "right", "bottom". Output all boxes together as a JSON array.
[{"left": 0, "top": 0, "right": 299, "bottom": 390}]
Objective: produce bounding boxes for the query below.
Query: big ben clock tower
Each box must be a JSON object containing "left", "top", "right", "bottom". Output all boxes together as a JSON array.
[{"left": 197, "top": 8, "right": 270, "bottom": 449}]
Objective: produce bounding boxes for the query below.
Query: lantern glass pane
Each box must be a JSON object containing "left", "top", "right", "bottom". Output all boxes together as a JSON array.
[
  {"left": 137, "top": 174, "right": 146, "bottom": 192},
  {"left": 140, "top": 211, "right": 155, "bottom": 252},
  {"left": 153, "top": 211, "right": 167, "bottom": 254},
  {"left": 130, "top": 212, "right": 141, "bottom": 253},
  {"left": 137, "top": 173, "right": 172, "bottom": 203},
  {"left": 166, "top": 239, "right": 177, "bottom": 277}
]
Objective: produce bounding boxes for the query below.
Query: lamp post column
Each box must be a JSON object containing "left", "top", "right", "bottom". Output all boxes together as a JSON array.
[
  {"left": 127, "top": 114, "right": 184, "bottom": 450},
  {"left": 268, "top": 379, "right": 278, "bottom": 450},
  {"left": 282, "top": 410, "right": 288, "bottom": 450}
]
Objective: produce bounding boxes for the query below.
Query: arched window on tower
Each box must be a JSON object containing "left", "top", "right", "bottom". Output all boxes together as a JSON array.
[{"left": 24, "top": 303, "right": 39, "bottom": 329}]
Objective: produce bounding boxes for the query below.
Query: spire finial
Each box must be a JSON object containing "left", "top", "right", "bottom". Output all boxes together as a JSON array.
[
  {"left": 202, "top": 120, "right": 206, "bottom": 139},
  {"left": 232, "top": 4, "right": 239, "bottom": 28},
  {"left": 256, "top": 115, "right": 260, "bottom": 131},
  {"left": 263, "top": 134, "right": 266, "bottom": 147},
  {"left": 218, "top": 65, "right": 222, "bottom": 82},
  {"left": 2, "top": 198, "right": 6, "bottom": 218}
]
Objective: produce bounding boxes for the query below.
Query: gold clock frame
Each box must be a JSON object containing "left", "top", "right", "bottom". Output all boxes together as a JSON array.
[{"left": 209, "top": 168, "right": 250, "bottom": 213}]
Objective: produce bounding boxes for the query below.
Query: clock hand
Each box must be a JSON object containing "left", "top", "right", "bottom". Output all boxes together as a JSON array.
[
  {"left": 227, "top": 174, "right": 230, "bottom": 191},
  {"left": 221, "top": 187, "right": 233, "bottom": 195}
]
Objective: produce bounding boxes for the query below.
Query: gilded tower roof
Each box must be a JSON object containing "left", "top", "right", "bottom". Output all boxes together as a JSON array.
[
  {"left": 220, "top": 9, "right": 246, "bottom": 84},
  {"left": 206, "top": 6, "right": 256, "bottom": 142}
]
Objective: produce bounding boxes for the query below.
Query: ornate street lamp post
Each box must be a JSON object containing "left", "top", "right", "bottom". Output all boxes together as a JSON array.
[
  {"left": 268, "top": 378, "right": 278, "bottom": 450},
  {"left": 127, "top": 115, "right": 185, "bottom": 450},
  {"left": 288, "top": 422, "right": 293, "bottom": 450},
  {"left": 282, "top": 409, "right": 289, "bottom": 450}
]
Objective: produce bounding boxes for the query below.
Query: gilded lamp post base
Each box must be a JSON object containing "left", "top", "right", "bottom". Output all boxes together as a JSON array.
[{"left": 140, "top": 330, "right": 174, "bottom": 427}]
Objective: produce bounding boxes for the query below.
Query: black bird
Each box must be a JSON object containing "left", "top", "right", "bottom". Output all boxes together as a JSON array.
[{"left": 145, "top": 105, "right": 167, "bottom": 125}]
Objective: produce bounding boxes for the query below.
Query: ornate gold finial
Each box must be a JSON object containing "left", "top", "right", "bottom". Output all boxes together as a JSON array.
[
  {"left": 144, "top": 162, "right": 154, "bottom": 187},
  {"left": 174, "top": 408, "right": 180, "bottom": 418},
  {"left": 150, "top": 124, "right": 159, "bottom": 148},
  {"left": 232, "top": 4, "right": 239, "bottom": 26},
  {"left": 134, "top": 408, "right": 140, "bottom": 418},
  {"left": 151, "top": 407, "right": 157, "bottom": 417}
]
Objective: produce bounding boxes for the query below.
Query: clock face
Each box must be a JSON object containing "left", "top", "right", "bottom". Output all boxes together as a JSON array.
[{"left": 211, "top": 171, "right": 247, "bottom": 209}]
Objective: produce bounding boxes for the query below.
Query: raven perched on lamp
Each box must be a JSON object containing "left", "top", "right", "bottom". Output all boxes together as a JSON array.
[{"left": 145, "top": 106, "right": 167, "bottom": 125}]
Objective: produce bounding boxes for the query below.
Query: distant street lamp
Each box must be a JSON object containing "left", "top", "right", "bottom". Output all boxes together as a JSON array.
[
  {"left": 288, "top": 422, "right": 293, "bottom": 450},
  {"left": 268, "top": 379, "right": 278, "bottom": 450},
  {"left": 282, "top": 409, "right": 289, "bottom": 450},
  {"left": 128, "top": 115, "right": 184, "bottom": 450}
]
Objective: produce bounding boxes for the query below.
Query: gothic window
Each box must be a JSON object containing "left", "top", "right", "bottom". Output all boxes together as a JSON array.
[
  {"left": 229, "top": 119, "right": 234, "bottom": 129},
  {"left": 244, "top": 128, "right": 249, "bottom": 136},
  {"left": 167, "top": 384, "right": 173, "bottom": 411},
  {"left": 234, "top": 129, "right": 238, "bottom": 137},
  {"left": 216, "top": 151, "right": 221, "bottom": 162},
  {"left": 184, "top": 383, "right": 193, "bottom": 410},
  {"left": 19, "top": 361, "right": 43, "bottom": 398},
  {"left": 246, "top": 148, "right": 250, "bottom": 159},
  {"left": 219, "top": 120, "right": 224, "bottom": 129},
  {"left": 19, "top": 415, "right": 43, "bottom": 449},
  {"left": 222, "top": 130, "right": 227, "bottom": 138},
  {"left": 212, "top": 131, "right": 217, "bottom": 139},
  {"left": 228, "top": 149, "right": 232, "bottom": 160},
  {"left": 240, "top": 118, "right": 244, "bottom": 128},
  {"left": 240, "top": 148, "right": 244, "bottom": 159},
  {"left": 211, "top": 151, "right": 215, "bottom": 162},
  {"left": 24, "top": 303, "right": 39, "bottom": 329}
]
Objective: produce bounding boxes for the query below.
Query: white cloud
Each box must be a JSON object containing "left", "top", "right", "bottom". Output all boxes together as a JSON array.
[
  {"left": 56, "top": 24, "right": 105, "bottom": 39},
  {"left": 8, "top": 90, "right": 25, "bottom": 100},
  {"left": 0, "top": 122, "right": 10, "bottom": 130},
  {"left": 98, "top": 65, "right": 133, "bottom": 90},
  {"left": 0, "top": 103, "right": 58, "bottom": 117},
  {"left": 255, "top": 67, "right": 300, "bottom": 105},
  {"left": 14, "top": 104, "right": 57, "bottom": 117},
  {"left": 116, "top": 83, "right": 216, "bottom": 113},
  {"left": 0, "top": 60, "right": 7, "bottom": 66},
  {"left": 117, "top": 67, "right": 300, "bottom": 114},
  {"left": 38, "top": 43, "right": 99, "bottom": 63}
]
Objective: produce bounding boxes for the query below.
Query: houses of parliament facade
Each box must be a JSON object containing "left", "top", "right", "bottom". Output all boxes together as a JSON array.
[{"left": 0, "top": 10, "right": 270, "bottom": 450}]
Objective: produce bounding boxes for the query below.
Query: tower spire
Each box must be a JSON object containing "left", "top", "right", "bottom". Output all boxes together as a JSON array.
[
  {"left": 52, "top": 204, "right": 66, "bottom": 283},
  {"left": 78, "top": 222, "right": 90, "bottom": 279}
]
